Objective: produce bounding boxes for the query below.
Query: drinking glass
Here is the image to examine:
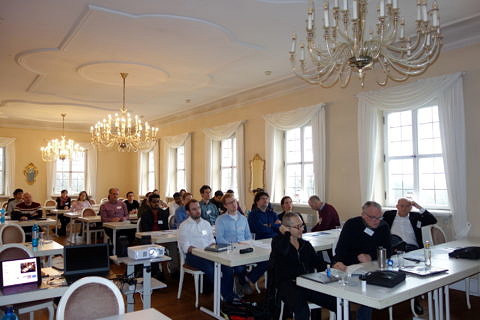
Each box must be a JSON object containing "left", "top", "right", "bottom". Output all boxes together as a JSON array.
[{"left": 396, "top": 250, "right": 405, "bottom": 268}]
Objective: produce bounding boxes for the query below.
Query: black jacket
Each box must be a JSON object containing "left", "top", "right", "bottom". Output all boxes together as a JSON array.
[
  {"left": 270, "top": 233, "right": 326, "bottom": 289},
  {"left": 139, "top": 206, "right": 169, "bottom": 232},
  {"left": 383, "top": 209, "right": 437, "bottom": 248}
]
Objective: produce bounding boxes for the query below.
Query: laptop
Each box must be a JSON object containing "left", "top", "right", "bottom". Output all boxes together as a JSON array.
[
  {"left": 63, "top": 243, "right": 110, "bottom": 284},
  {"left": 0, "top": 256, "right": 42, "bottom": 294}
]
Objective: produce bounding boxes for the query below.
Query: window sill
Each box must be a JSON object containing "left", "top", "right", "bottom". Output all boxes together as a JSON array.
[{"left": 382, "top": 207, "right": 452, "bottom": 217}]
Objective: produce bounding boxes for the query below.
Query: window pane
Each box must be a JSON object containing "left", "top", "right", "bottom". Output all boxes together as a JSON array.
[
  {"left": 286, "top": 128, "right": 301, "bottom": 163},
  {"left": 303, "top": 126, "right": 313, "bottom": 162},
  {"left": 221, "top": 138, "right": 233, "bottom": 167},
  {"left": 387, "top": 111, "right": 413, "bottom": 156},
  {"left": 418, "top": 106, "right": 442, "bottom": 155},
  {"left": 53, "top": 151, "right": 86, "bottom": 195},
  {"left": 285, "top": 164, "right": 302, "bottom": 203},
  {"left": 388, "top": 159, "right": 414, "bottom": 201},
  {"left": 177, "top": 170, "right": 185, "bottom": 191},
  {"left": 221, "top": 168, "right": 232, "bottom": 191},
  {"left": 419, "top": 157, "right": 448, "bottom": 206},
  {"left": 176, "top": 146, "right": 185, "bottom": 170},
  {"left": 303, "top": 163, "right": 315, "bottom": 203}
]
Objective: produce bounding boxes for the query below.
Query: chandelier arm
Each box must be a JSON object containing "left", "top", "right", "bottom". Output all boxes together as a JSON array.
[{"left": 383, "top": 38, "right": 441, "bottom": 70}]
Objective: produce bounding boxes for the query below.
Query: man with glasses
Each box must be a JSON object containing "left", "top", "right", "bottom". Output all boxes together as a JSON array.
[
  {"left": 333, "top": 201, "right": 391, "bottom": 320},
  {"left": 271, "top": 212, "right": 336, "bottom": 320}
]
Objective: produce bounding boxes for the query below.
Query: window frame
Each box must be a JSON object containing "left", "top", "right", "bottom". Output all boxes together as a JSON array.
[
  {"left": 53, "top": 151, "right": 88, "bottom": 197},
  {"left": 383, "top": 105, "right": 449, "bottom": 209},
  {"left": 219, "top": 136, "right": 237, "bottom": 193},
  {"left": 174, "top": 145, "right": 186, "bottom": 191},
  {"left": 283, "top": 124, "right": 314, "bottom": 204}
]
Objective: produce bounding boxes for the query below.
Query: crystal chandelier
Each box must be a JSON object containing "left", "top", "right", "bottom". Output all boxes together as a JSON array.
[
  {"left": 41, "top": 114, "right": 84, "bottom": 161},
  {"left": 90, "top": 73, "right": 158, "bottom": 152},
  {"left": 289, "top": 0, "right": 442, "bottom": 87}
]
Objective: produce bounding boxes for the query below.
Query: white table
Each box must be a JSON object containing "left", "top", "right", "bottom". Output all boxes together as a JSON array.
[
  {"left": 98, "top": 308, "right": 171, "bottom": 320},
  {"left": 296, "top": 238, "right": 480, "bottom": 320},
  {"left": 47, "top": 209, "right": 70, "bottom": 236},
  {"left": 112, "top": 255, "right": 171, "bottom": 312},
  {"left": 103, "top": 221, "right": 138, "bottom": 254},
  {"left": 23, "top": 240, "right": 64, "bottom": 266},
  {"left": 3, "top": 218, "right": 57, "bottom": 239},
  {"left": 135, "top": 230, "right": 178, "bottom": 244},
  {"left": 192, "top": 231, "right": 339, "bottom": 319}
]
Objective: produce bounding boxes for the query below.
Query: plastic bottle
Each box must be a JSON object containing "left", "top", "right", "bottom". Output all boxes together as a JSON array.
[
  {"left": 0, "top": 208, "right": 5, "bottom": 224},
  {"left": 424, "top": 240, "right": 432, "bottom": 267},
  {"left": 32, "top": 224, "right": 39, "bottom": 248},
  {"left": 2, "top": 306, "right": 19, "bottom": 320}
]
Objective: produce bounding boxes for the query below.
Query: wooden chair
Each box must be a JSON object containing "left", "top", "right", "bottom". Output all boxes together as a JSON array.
[
  {"left": 44, "top": 199, "right": 56, "bottom": 207},
  {"left": 1, "top": 201, "right": 8, "bottom": 210},
  {"left": 0, "top": 224, "right": 26, "bottom": 244},
  {"left": 82, "top": 208, "right": 104, "bottom": 243},
  {"left": 0, "top": 244, "right": 55, "bottom": 320},
  {"left": 89, "top": 199, "right": 96, "bottom": 205},
  {"left": 56, "top": 276, "right": 124, "bottom": 320},
  {"left": 100, "top": 198, "right": 108, "bottom": 204},
  {"left": 177, "top": 243, "right": 204, "bottom": 308}
]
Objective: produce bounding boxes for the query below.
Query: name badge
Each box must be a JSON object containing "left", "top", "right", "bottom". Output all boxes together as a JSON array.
[
  {"left": 201, "top": 230, "right": 207, "bottom": 235},
  {"left": 417, "top": 221, "right": 422, "bottom": 228},
  {"left": 207, "top": 210, "right": 212, "bottom": 214},
  {"left": 364, "top": 227, "right": 374, "bottom": 236},
  {"left": 158, "top": 220, "right": 163, "bottom": 224},
  {"left": 116, "top": 206, "right": 122, "bottom": 210}
]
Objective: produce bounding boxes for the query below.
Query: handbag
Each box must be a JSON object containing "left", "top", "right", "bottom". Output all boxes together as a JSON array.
[{"left": 363, "top": 270, "right": 406, "bottom": 288}]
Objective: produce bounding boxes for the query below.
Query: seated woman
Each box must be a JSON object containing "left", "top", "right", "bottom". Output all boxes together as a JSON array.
[
  {"left": 56, "top": 189, "right": 72, "bottom": 236},
  {"left": 271, "top": 212, "right": 336, "bottom": 320},
  {"left": 71, "top": 191, "right": 92, "bottom": 212},
  {"left": 277, "top": 196, "right": 307, "bottom": 233}
]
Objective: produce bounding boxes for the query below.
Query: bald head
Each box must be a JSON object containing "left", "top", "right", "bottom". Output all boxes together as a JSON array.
[{"left": 396, "top": 198, "right": 413, "bottom": 217}]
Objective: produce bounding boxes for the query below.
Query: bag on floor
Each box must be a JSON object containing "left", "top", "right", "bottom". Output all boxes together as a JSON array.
[{"left": 221, "top": 301, "right": 270, "bottom": 320}]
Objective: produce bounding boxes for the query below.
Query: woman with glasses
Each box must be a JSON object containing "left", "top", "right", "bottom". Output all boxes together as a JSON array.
[{"left": 271, "top": 212, "right": 336, "bottom": 320}]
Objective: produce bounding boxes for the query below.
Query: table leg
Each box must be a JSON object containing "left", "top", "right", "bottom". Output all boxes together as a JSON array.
[
  {"left": 444, "top": 285, "right": 450, "bottom": 320},
  {"left": 439, "top": 287, "right": 444, "bottom": 320},
  {"left": 336, "top": 297, "right": 343, "bottom": 320},
  {"left": 126, "top": 263, "right": 135, "bottom": 312},
  {"left": 86, "top": 221, "right": 91, "bottom": 244},
  {"left": 428, "top": 291, "right": 434, "bottom": 320},
  {"left": 199, "top": 261, "right": 223, "bottom": 320},
  {"left": 434, "top": 289, "right": 440, "bottom": 320},
  {"left": 143, "top": 261, "right": 152, "bottom": 309},
  {"left": 112, "top": 229, "right": 117, "bottom": 256},
  {"left": 342, "top": 299, "right": 349, "bottom": 320},
  {"left": 54, "top": 213, "right": 59, "bottom": 237}
]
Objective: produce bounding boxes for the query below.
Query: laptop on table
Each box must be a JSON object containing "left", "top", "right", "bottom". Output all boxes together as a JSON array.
[
  {"left": 0, "top": 256, "right": 42, "bottom": 294},
  {"left": 63, "top": 243, "right": 110, "bottom": 285}
]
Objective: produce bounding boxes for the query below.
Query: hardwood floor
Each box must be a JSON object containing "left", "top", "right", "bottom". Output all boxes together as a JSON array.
[{"left": 31, "top": 235, "right": 480, "bottom": 319}]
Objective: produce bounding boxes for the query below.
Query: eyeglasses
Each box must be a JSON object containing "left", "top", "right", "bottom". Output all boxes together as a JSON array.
[
  {"left": 289, "top": 223, "right": 305, "bottom": 230},
  {"left": 364, "top": 213, "right": 383, "bottom": 221}
]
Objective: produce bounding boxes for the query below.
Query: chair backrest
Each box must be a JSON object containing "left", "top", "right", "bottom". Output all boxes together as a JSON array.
[
  {"left": 56, "top": 276, "right": 125, "bottom": 320},
  {"left": 82, "top": 208, "right": 96, "bottom": 217},
  {"left": 168, "top": 214, "right": 176, "bottom": 229},
  {"left": 1, "top": 201, "right": 8, "bottom": 210},
  {"left": 0, "top": 243, "right": 32, "bottom": 261},
  {"left": 89, "top": 199, "right": 96, "bottom": 205},
  {"left": 44, "top": 199, "right": 57, "bottom": 207},
  {"left": 0, "top": 224, "right": 26, "bottom": 245},
  {"left": 177, "top": 242, "right": 186, "bottom": 266},
  {"left": 100, "top": 198, "right": 108, "bottom": 204},
  {"left": 136, "top": 217, "right": 141, "bottom": 232},
  {"left": 421, "top": 224, "right": 447, "bottom": 245}
]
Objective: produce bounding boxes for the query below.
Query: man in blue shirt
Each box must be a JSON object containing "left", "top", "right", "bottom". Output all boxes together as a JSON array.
[
  {"left": 174, "top": 192, "right": 192, "bottom": 229},
  {"left": 248, "top": 191, "right": 281, "bottom": 240},
  {"left": 199, "top": 185, "right": 219, "bottom": 225}
]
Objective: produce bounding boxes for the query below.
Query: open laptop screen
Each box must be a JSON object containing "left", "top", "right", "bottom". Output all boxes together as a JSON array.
[
  {"left": 63, "top": 243, "right": 109, "bottom": 277},
  {"left": 0, "top": 257, "right": 41, "bottom": 288}
]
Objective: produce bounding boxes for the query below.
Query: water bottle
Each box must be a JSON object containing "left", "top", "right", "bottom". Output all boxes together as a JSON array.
[
  {"left": 0, "top": 208, "right": 5, "bottom": 224},
  {"left": 2, "top": 306, "right": 19, "bottom": 320},
  {"left": 32, "top": 224, "right": 39, "bottom": 248},
  {"left": 424, "top": 240, "right": 432, "bottom": 267}
]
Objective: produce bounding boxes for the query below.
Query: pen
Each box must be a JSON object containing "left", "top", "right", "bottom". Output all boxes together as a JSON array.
[{"left": 404, "top": 257, "right": 421, "bottom": 263}]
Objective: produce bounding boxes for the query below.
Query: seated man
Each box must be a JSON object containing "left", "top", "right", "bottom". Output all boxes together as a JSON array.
[
  {"left": 13, "top": 192, "right": 41, "bottom": 220},
  {"left": 199, "top": 185, "right": 219, "bottom": 225},
  {"left": 177, "top": 199, "right": 234, "bottom": 300},
  {"left": 333, "top": 201, "right": 391, "bottom": 320},
  {"left": 168, "top": 192, "right": 182, "bottom": 218},
  {"left": 383, "top": 198, "right": 437, "bottom": 251},
  {"left": 100, "top": 187, "right": 134, "bottom": 245},
  {"left": 124, "top": 191, "right": 140, "bottom": 216},
  {"left": 7, "top": 188, "right": 23, "bottom": 216},
  {"left": 56, "top": 189, "right": 72, "bottom": 236},
  {"left": 308, "top": 195, "right": 340, "bottom": 232},
  {"left": 216, "top": 193, "right": 266, "bottom": 297},
  {"left": 272, "top": 212, "right": 336, "bottom": 320},
  {"left": 247, "top": 191, "right": 281, "bottom": 240},
  {"left": 174, "top": 192, "right": 192, "bottom": 229}
]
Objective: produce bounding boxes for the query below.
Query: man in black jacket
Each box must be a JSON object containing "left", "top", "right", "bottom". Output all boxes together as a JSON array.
[
  {"left": 271, "top": 212, "right": 335, "bottom": 320},
  {"left": 139, "top": 194, "right": 169, "bottom": 232},
  {"left": 383, "top": 198, "right": 437, "bottom": 251}
]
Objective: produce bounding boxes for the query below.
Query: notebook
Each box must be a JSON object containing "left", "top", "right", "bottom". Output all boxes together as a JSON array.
[
  {"left": 63, "top": 243, "right": 110, "bottom": 284},
  {"left": 400, "top": 265, "right": 448, "bottom": 277},
  {"left": 0, "top": 256, "right": 42, "bottom": 294}
]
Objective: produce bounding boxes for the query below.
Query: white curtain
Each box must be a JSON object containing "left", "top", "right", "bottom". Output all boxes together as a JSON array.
[
  {"left": 0, "top": 137, "right": 16, "bottom": 196},
  {"left": 357, "top": 72, "right": 468, "bottom": 238},
  {"left": 138, "top": 140, "right": 160, "bottom": 196},
  {"left": 203, "top": 121, "right": 245, "bottom": 209},
  {"left": 263, "top": 104, "right": 326, "bottom": 202},
  {"left": 161, "top": 133, "right": 191, "bottom": 198},
  {"left": 45, "top": 143, "right": 97, "bottom": 200}
]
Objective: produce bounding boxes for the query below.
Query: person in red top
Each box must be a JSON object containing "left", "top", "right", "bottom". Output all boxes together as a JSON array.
[{"left": 308, "top": 195, "right": 340, "bottom": 232}]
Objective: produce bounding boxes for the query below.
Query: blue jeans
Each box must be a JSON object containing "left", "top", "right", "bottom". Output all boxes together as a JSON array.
[{"left": 185, "top": 253, "right": 235, "bottom": 301}]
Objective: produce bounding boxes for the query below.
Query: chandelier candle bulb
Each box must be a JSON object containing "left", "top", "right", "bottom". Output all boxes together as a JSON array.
[
  {"left": 416, "top": 1, "right": 422, "bottom": 21},
  {"left": 342, "top": 0, "right": 348, "bottom": 11},
  {"left": 422, "top": 2, "right": 428, "bottom": 22},
  {"left": 334, "top": 0, "right": 339, "bottom": 8},
  {"left": 399, "top": 17, "right": 405, "bottom": 39},
  {"left": 307, "top": 8, "right": 314, "bottom": 30},
  {"left": 432, "top": 2, "right": 439, "bottom": 27},
  {"left": 323, "top": 3, "right": 330, "bottom": 28},
  {"left": 379, "top": 0, "right": 385, "bottom": 17},
  {"left": 352, "top": 0, "right": 358, "bottom": 19},
  {"left": 300, "top": 44, "right": 305, "bottom": 61},
  {"left": 393, "top": 0, "right": 398, "bottom": 9},
  {"left": 290, "top": 34, "right": 296, "bottom": 54}
]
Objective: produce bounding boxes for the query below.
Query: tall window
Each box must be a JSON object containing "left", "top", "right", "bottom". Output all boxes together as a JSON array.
[
  {"left": 54, "top": 151, "right": 86, "bottom": 195},
  {"left": 220, "top": 137, "right": 237, "bottom": 193},
  {"left": 175, "top": 146, "right": 186, "bottom": 191},
  {"left": 285, "top": 125, "right": 314, "bottom": 203},
  {"left": 146, "top": 150, "right": 155, "bottom": 192},
  {"left": 0, "top": 147, "right": 5, "bottom": 195},
  {"left": 385, "top": 105, "right": 448, "bottom": 208}
]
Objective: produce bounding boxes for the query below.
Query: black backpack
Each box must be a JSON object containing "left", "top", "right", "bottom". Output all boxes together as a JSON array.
[{"left": 449, "top": 246, "right": 480, "bottom": 260}]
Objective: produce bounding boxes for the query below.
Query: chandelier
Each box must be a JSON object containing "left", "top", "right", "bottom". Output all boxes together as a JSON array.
[
  {"left": 289, "top": 0, "right": 442, "bottom": 87},
  {"left": 41, "top": 114, "right": 84, "bottom": 161},
  {"left": 90, "top": 73, "right": 158, "bottom": 152}
]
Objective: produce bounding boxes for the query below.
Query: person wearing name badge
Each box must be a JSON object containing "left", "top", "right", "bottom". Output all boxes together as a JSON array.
[
  {"left": 199, "top": 185, "right": 219, "bottom": 225},
  {"left": 247, "top": 191, "right": 281, "bottom": 240},
  {"left": 100, "top": 187, "right": 134, "bottom": 244},
  {"left": 124, "top": 191, "right": 140, "bottom": 216},
  {"left": 56, "top": 189, "right": 72, "bottom": 236},
  {"left": 7, "top": 188, "right": 23, "bottom": 216},
  {"left": 333, "top": 201, "right": 391, "bottom": 320},
  {"left": 174, "top": 192, "right": 193, "bottom": 229}
]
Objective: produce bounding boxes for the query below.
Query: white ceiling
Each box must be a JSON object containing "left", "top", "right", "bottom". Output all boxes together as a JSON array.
[{"left": 0, "top": 0, "right": 479, "bottom": 131}]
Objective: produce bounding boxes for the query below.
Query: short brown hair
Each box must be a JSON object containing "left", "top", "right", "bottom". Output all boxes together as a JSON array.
[
  {"left": 185, "top": 199, "right": 199, "bottom": 212},
  {"left": 221, "top": 193, "right": 235, "bottom": 205}
]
